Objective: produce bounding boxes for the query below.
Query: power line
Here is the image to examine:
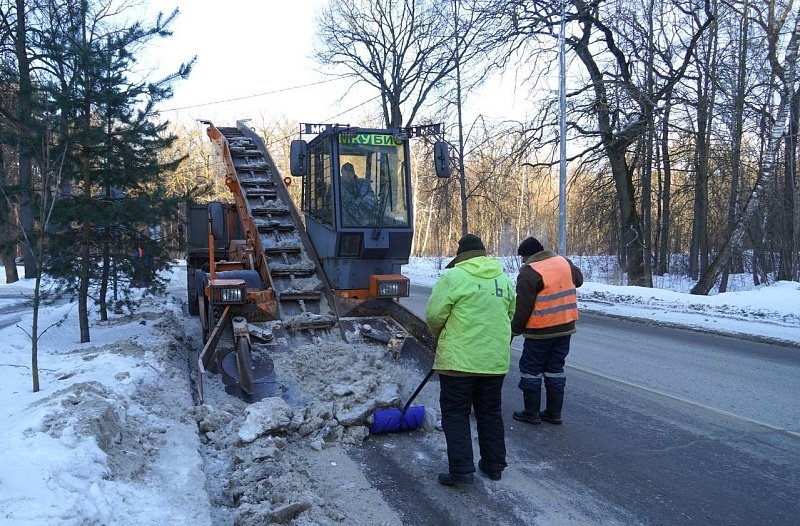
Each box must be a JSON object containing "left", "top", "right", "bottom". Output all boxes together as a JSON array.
[
  {"left": 320, "top": 94, "right": 383, "bottom": 124},
  {"left": 153, "top": 78, "right": 342, "bottom": 114},
  {"left": 260, "top": 94, "right": 383, "bottom": 148},
  {"left": 159, "top": 94, "right": 385, "bottom": 178}
]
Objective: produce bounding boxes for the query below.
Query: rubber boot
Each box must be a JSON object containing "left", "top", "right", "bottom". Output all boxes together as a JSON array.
[
  {"left": 540, "top": 391, "right": 564, "bottom": 425},
  {"left": 512, "top": 391, "right": 541, "bottom": 425}
]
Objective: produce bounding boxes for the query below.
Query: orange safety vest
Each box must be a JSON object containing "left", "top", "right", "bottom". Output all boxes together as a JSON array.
[{"left": 525, "top": 256, "right": 579, "bottom": 329}]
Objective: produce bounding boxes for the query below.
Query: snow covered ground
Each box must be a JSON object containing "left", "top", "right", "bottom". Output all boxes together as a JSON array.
[
  {"left": 404, "top": 257, "right": 800, "bottom": 347},
  {"left": 0, "top": 259, "right": 797, "bottom": 525}
]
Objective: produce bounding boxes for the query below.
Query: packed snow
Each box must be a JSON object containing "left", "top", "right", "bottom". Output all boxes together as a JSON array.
[{"left": 0, "top": 258, "right": 797, "bottom": 525}]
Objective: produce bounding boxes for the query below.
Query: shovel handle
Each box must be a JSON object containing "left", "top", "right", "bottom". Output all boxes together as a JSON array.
[{"left": 401, "top": 369, "right": 435, "bottom": 416}]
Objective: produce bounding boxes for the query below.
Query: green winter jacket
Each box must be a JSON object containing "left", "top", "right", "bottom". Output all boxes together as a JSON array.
[{"left": 425, "top": 255, "right": 516, "bottom": 375}]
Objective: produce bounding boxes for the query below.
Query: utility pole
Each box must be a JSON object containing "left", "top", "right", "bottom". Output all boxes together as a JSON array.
[
  {"left": 454, "top": 0, "right": 468, "bottom": 236},
  {"left": 558, "top": 0, "right": 567, "bottom": 255}
]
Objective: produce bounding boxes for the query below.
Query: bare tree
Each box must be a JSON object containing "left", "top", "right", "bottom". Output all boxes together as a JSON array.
[
  {"left": 0, "top": 100, "right": 67, "bottom": 392},
  {"left": 160, "top": 121, "right": 224, "bottom": 202},
  {"left": 487, "top": 0, "right": 714, "bottom": 285},
  {"left": 692, "top": 0, "right": 799, "bottom": 294},
  {"left": 719, "top": 0, "right": 752, "bottom": 291},
  {"left": 315, "top": 0, "right": 453, "bottom": 128},
  {"left": 782, "top": 83, "right": 799, "bottom": 281},
  {"left": 655, "top": 88, "right": 674, "bottom": 276},
  {"left": 315, "top": 0, "right": 498, "bottom": 237},
  {"left": 687, "top": 0, "right": 720, "bottom": 280}
]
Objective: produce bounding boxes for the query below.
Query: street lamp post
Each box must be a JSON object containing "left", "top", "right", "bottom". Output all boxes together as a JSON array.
[{"left": 558, "top": 0, "right": 567, "bottom": 255}]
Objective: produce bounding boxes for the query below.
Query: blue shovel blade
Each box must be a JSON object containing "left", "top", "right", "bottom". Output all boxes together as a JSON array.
[{"left": 369, "top": 406, "right": 426, "bottom": 434}]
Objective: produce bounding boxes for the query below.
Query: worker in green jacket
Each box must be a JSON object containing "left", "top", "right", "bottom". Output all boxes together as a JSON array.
[{"left": 425, "top": 234, "right": 516, "bottom": 486}]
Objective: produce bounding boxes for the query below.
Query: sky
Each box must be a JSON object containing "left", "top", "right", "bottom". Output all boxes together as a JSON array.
[
  {"left": 0, "top": 259, "right": 798, "bottom": 523},
  {"left": 141, "top": 1, "right": 338, "bottom": 125},
  {"left": 137, "top": 1, "right": 530, "bottom": 131}
]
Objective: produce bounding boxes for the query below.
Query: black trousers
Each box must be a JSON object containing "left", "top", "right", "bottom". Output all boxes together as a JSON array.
[{"left": 439, "top": 374, "right": 507, "bottom": 474}]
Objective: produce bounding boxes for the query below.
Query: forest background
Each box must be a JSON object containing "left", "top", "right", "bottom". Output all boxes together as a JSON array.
[{"left": 1, "top": 0, "right": 798, "bottom": 354}]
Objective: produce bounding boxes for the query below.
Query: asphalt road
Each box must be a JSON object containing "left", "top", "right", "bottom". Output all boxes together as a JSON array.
[
  {"left": 348, "top": 284, "right": 800, "bottom": 525},
  {"left": 0, "top": 290, "right": 71, "bottom": 331},
  {"left": 0, "top": 292, "right": 34, "bottom": 330}
]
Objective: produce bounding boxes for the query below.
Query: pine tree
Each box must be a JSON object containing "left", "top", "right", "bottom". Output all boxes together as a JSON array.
[{"left": 40, "top": 1, "right": 193, "bottom": 341}]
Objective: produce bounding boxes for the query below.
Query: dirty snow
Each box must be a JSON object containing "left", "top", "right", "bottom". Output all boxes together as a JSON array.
[{"left": 0, "top": 259, "right": 798, "bottom": 525}]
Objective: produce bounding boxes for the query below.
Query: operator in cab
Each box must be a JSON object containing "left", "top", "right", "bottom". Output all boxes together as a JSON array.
[{"left": 340, "top": 162, "right": 378, "bottom": 226}]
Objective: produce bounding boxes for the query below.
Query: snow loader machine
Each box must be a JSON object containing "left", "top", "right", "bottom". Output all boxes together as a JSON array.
[{"left": 186, "top": 120, "right": 450, "bottom": 401}]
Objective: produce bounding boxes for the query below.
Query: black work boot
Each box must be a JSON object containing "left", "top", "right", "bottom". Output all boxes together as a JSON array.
[
  {"left": 541, "top": 391, "right": 564, "bottom": 425},
  {"left": 512, "top": 390, "right": 541, "bottom": 425},
  {"left": 438, "top": 472, "right": 474, "bottom": 486},
  {"left": 478, "top": 459, "right": 502, "bottom": 481}
]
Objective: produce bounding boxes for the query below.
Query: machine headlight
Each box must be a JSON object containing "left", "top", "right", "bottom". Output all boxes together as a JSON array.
[
  {"left": 220, "top": 287, "right": 243, "bottom": 303},
  {"left": 211, "top": 283, "right": 246, "bottom": 304},
  {"left": 372, "top": 275, "right": 410, "bottom": 298},
  {"left": 378, "top": 281, "right": 400, "bottom": 296}
]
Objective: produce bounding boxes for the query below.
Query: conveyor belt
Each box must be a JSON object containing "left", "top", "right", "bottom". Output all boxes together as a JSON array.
[{"left": 216, "top": 126, "right": 336, "bottom": 331}]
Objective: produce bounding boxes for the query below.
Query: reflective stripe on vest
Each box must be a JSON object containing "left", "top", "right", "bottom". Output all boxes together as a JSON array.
[{"left": 525, "top": 256, "right": 579, "bottom": 329}]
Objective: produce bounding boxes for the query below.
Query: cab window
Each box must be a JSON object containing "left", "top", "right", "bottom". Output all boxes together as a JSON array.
[
  {"left": 306, "top": 137, "right": 333, "bottom": 225},
  {"left": 338, "top": 132, "right": 409, "bottom": 228}
]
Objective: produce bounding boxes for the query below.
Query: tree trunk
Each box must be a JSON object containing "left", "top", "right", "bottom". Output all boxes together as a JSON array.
[
  {"left": 778, "top": 85, "right": 798, "bottom": 281},
  {"left": 572, "top": 41, "right": 646, "bottom": 285},
  {"left": 610, "top": 151, "right": 645, "bottom": 285},
  {"left": 690, "top": 68, "right": 711, "bottom": 279},
  {"left": 14, "top": 0, "right": 35, "bottom": 279},
  {"left": 99, "top": 237, "right": 110, "bottom": 321},
  {"left": 641, "top": 0, "right": 655, "bottom": 287},
  {"left": 701, "top": 17, "right": 719, "bottom": 276},
  {"left": 31, "top": 271, "right": 41, "bottom": 392},
  {"left": 77, "top": 0, "right": 91, "bottom": 343},
  {"left": 641, "top": 131, "right": 653, "bottom": 286},
  {"left": 0, "top": 148, "right": 20, "bottom": 282},
  {"left": 79, "top": 151, "right": 91, "bottom": 342},
  {"left": 721, "top": 1, "right": 750, "bottom": 292},
  {"left": 656, "top": 98, "right": 673, "bottom": 275}
]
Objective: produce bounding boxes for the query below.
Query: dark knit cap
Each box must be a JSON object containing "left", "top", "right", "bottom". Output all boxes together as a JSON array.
[
  {"left": 518, "top": 237, "right": 544, "bottom": 258},
  {"left": 456, "top": 234, "right": 486, "bottom": 255}
]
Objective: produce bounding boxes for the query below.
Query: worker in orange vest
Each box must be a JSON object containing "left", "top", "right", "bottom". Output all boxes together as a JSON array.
[
  {"left": 511, "top": 237, "right": 583, "bottom": 425},
  {"left": 132, "top": 246, "right": 149, "bottom": 285}
]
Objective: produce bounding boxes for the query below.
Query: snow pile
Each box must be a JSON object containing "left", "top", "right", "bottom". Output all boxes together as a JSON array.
[
  {"left": 192, "top": 337, "right": 431, "bottom": 525},
  {"left": 579, "top": 280, "right": 800, "bottom": 322},
  {"left": 1, "top": 266, "right": 421, "bottom": 525},
  {"left": 576, "top": 281, "right": 800, "bottom": 345},
  {"left": 0, "top": 296, "right": 211, "bottom": 525}
]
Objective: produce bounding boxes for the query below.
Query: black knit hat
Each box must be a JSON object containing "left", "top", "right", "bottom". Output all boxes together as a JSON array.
[
  {"left": 456, "top": 234, "right": 486, "bottom": 255},
  {"left": 518, "top": 237, "right": 544, "bottom": 258}
]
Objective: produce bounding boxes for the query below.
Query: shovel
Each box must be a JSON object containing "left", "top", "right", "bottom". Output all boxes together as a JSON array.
[{"left": 369, "top": 369, "right": 434, "bottom": 434}]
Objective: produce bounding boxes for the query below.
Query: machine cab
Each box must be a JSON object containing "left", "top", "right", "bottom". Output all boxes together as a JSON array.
[
  {"left": 290, "top": 125, "right": 414, "bottom": 295},
  {"left": 307, "top": 126, "right": 410, "bottom": 231}
]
